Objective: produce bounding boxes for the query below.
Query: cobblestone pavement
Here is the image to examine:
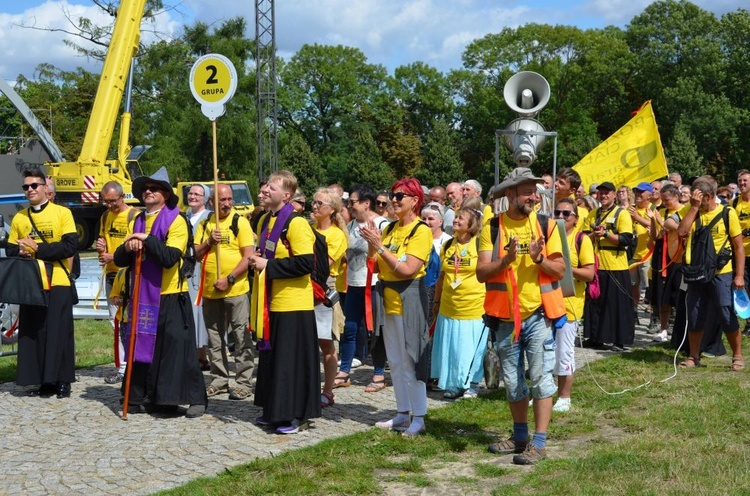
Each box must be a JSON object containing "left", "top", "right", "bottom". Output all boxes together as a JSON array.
[{"left": 0, "top": 307, "right": 667, "bottom": 495}]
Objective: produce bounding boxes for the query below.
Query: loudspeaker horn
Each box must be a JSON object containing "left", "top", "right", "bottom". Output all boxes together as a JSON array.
[{"left": 503, "top": 71, "right": 550, "bottom": 117}]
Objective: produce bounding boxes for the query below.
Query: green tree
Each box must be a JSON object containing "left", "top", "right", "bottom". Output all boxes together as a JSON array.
[
  {"left": 417, "top": 119, "right": 464, "bottom": 187},
  {"left": 279, "top": 131, "right": 325, "bottom": 197},
  {"left": 665, "top": 121, "right": 704, "bottom": 180}
]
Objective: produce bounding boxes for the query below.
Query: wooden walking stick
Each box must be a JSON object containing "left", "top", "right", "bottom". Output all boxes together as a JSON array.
[
  {"left": 122, "top": 249, "right": 143, "bottom": 420},
  {"left": 212, "top": 119, "right": 221, "bottom": 277}
]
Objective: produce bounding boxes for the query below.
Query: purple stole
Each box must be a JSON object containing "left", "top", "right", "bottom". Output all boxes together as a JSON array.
[
  {"left": 128, "top": 205, "right": 180, "bottom": 363},
  {"left": 257, "top": 202, "right": 295, "bottom": 351}
]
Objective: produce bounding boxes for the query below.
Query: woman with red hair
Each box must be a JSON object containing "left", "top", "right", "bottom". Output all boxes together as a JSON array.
[{"left": 361, "top": 178, "right": 432, "bottom": 437}]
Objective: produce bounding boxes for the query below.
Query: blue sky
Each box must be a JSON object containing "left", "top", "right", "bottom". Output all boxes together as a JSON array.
[{"left": 0, "top": 0, "right": 746, "bottom": 82}]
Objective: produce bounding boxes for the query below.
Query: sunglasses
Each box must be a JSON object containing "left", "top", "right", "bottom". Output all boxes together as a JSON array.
[
  {"left": 554, "top": 209, "right": 575, "bottom": 218},
  {"left": 144, "top": 185, "right": 166, "bottom": 194},
  {"left": 311, "top": 200, "right": 329, "bottom": 207},
  {"left": 22, "top": 182, "right": 44, "bottom": 191},
  {"left": 718, "top": 195, "right": 730, "bottom": 200},
  {"left": 292, "top": 199, "right": 306, "bottom": 207},
  {"left": 347, "top": 198, "right": 362, "bottom": 207},
  {"left": 389, "top": 192, "right": 414, "bottom": 202},
  {"left": 376, "top": 200, "right": 388, "bottom": 207}
]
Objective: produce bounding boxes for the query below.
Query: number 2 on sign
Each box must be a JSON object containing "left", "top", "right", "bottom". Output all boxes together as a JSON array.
[{"left": 206, "top": 65, "right": 218, "bottom": 84}]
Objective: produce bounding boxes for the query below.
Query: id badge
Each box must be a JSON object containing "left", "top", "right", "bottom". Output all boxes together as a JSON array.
[
  {"left": 450, "top": 278, "right": 463, "bottom": 289},
  {"left": 265, "top": 239, "right": 276, "bottom": 253}
]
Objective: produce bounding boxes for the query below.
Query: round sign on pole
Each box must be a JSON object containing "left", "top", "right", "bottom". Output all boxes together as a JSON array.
[{"left": 189, "top": 54, "right": 238, "bottom": 121}]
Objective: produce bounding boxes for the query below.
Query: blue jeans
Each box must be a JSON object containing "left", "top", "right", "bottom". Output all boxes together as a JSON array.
[
  {"left": 495, "top": 309, "right": 557, "bottom": 402},
  {"left": 341, "top": 286, "right": 364, "bottom": 374}
]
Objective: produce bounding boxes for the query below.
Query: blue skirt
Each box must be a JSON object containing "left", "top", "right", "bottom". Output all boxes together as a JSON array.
[{"left": 431, "top": 314, "right": 487, "bottom": 391}]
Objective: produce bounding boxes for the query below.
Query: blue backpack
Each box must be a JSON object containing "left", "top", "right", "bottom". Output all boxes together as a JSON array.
[{"left": 424, "top": 245, "right": 442, "bottom": 287}]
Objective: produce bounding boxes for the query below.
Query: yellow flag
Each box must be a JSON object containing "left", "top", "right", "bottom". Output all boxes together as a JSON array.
[
  {"left": 250, "top": 268, "right": 266, "bottom": 340},
  {"left": 573, "top": 101, "right": 668, "bottom": 189}
]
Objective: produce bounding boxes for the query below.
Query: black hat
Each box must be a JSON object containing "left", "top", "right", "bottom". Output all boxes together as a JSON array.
[
  {"left": 132, "top": 166, "right": 177, "bottom": 208},
  {"left": 596, "top": 181, "right": 616, "bottom": 192}
]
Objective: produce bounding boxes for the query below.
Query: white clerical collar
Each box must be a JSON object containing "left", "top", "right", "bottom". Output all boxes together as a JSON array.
[
  {"left": 146, "top": 209, "right": 161, "bottom": 217},
  {"left": 31, "top": 200, "right": 49, "bottom": 212}
]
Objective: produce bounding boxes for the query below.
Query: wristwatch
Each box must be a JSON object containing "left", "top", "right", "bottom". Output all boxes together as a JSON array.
[
  {"left": 227, "top": 274, "right": 236, "bottom": 285},
  {"left": 377, "top": 246, "right": 386, "bottom": 255},
  {"left": 534, "top": 254, "right": 544, "bottom": 264}
]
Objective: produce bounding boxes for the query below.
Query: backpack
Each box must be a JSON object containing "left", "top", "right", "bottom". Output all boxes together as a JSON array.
[
  {"left": 424, "top": 245, "right": 442, "bottom": 287},
  {"left": 681, "top": 206, "right": 732, "bottom": 284},
  {"left": 276, "top": 212, "right": 330, "bottom": 305},
  {"left": 594, "top": 206, "right": 637, "bottom": 260},
  {"left": 575, "top": 231, "right": 600, "bottom": 299},
  {"left": 201, "top": 212, "right": 241, "bottom": 239},
  {"left": 177, "top": 212, "right": 197, "bottom": 279},
  {"left": 382, "top": 220, "right": 431, "bottom": 268},
  {"left": 487, "top": 213, "right": 554, "bottom": 256}
]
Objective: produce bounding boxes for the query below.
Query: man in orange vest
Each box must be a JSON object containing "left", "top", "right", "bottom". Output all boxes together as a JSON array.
[{"left": 477, "top": 167, "right": 566, "bottom": 466}]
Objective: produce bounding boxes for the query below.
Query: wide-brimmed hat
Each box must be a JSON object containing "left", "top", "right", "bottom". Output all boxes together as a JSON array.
[
  {"left": 494, "top": 167, "right": 545, "bottom": 197},
  {"left": 132, "top": 166, "right": 177, "bottom": 208}
]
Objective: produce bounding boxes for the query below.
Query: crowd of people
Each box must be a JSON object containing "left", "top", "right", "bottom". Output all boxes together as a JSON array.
[{"left": 5, "top": 164, "right": 748, "bottom": 465}]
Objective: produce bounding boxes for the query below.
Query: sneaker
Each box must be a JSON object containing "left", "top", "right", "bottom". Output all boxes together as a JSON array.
[
  {"left": 553, "top": 397, "right": 571, "bottom": 412},
  {"left": 488, "top": 436, "right": 529, "bottom": 455},
  {"left": 700, "top": 351, "right": 716, "bottom": 359},
  {"left": 652, "top": 330, "right": 668, "bottom": 343},
  {"left": 351, "top": 358, "right": 363, "bottom": 368},
  {"left": 104, "top": 372, "right": 124, "bottom": 384},
  {"left": 512, "top": 443, "right": 547, "bottom": 465},
  {"left": 276, "top": 418, "right": 308, "bottom": 435},
  {"left": 375, "top": 417, "right": 411, "bottom": 431},
  {"left": 255, "top": 416, "right": 274, "bottom": 426},
  {"left": 460, "top": 388, "right": 478, "bottom": 399}
]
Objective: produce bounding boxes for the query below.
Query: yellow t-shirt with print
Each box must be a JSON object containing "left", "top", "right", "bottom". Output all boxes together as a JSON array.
[
  {"left": 143, "top": 211, "right": 189, "bottom": 295},
  {"left": 9, "top": 203, "right": 76, "bottom": 287},
  {"left": 732, "top": 197, "right": 750, "bottom": 253},
  {"left": 631, "top": 206, "right": 651, "bottom": 260},
  {"left": 479, "top": 210, "right": 563, "bottom": 320},
  {"left": 584, "top": 206, "right": 632, "bottom": 271},
  {"left": 99, "top": 207, "right": 137, "bottom": 274},
  {"left": 196, "top": 211, "right": 254, "bottom": 299},
  {"left": 439, "top": 235, "right": 485, "bottom": 320},
  {"left": 315, "top": 225, "right": 348, "bottom": 278},
  {"left": 377, "top": 219, "right": 432, "bottom": 315},
  {"left": 256, "top": 214, "right": 315, "bottom": 312},
  {"left": 683, "top": 205, "right": 741, "bottom": 276},
  {"left": 564, "top": 229, "right": 595, "bottom": 321}
]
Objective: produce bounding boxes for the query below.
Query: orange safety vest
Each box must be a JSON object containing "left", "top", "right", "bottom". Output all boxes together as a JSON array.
[{"left": 483, "top": 215, "right": 566, "bottom": 323}]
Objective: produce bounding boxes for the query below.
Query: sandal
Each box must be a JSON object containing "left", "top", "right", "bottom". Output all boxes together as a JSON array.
[
  {"left": 206, "top": 385, "right": 227, "bottom": 397},
  {"left": 321, "top": 391, "right": 335, "bottom": 408},
  {"left": 679, "top": 356, "right": 702, "bottom": 369},
  {"left": 333, "top": 374, "right": 351, "bottom": 388},
  {"left": 731, "top": 356, "right": 745, "bottom": 371},
  {"left": 364, "top": 379, "right": 387, "bottom": 393}
]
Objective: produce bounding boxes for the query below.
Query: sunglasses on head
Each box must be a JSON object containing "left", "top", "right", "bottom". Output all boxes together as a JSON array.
[
  {"left": 22, "top": 182, "right": 44, "bottom": 191},
  {"left": 389, "top": 192, "right": 414, "bottom": 202},
  {"left": 554, "top": 209, "right": 575, "bottom": 218}
]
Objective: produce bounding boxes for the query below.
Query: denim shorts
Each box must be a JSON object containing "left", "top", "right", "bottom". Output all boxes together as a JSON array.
[{"left": 494, "top": 308, "right": 557, "bottom": 402}]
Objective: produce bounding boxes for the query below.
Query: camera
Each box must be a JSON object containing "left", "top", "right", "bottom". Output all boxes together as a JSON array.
[{"left": 323, "top": 287, "right": 340, "bottom": 308}]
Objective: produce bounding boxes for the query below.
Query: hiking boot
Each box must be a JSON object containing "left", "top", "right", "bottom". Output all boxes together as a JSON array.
[
  {"left": 512, "top": 443, "right": 547, "bottom": 465},
  {"left": 488, "top": 436, "right": 529, "bottom": 455}
]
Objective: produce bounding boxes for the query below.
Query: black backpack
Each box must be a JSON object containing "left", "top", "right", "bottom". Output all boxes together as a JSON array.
[
  {"left": 682, "top": 206, "right": 732, "bottom": 284},
  {"left": 201, "top": 212, "right": 241, "bottom": 239},
  {"left": 276, "top": 212, "right": 331, "bottom": 304},
  {"left": 174, "top": 212, "right": 196, "bottom": 279}
]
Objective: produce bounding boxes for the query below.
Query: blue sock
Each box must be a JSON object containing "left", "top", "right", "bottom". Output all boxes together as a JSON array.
[
  {"left": 531, "top": 431, "right": 547, "bottom": 449},
  {"left": 513, "top": 422, "right": 529, "bottom": 442}
]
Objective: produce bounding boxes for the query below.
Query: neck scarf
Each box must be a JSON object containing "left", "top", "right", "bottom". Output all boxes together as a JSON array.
[{"left": 129, "top": 204, "right": 180, "bottom": 363}]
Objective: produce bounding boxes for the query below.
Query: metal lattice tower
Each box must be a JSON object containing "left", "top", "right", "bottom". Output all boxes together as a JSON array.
[{"left": 255, "top": 0, "right": 278, "bottom": 184}]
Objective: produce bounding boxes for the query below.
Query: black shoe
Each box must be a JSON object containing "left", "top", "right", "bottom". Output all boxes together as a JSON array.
[
  {"left": 56, "top": 382, "right": 71, "bottom": 398},
  {"left": 610, "top": 344, "right": 630, "bottom": 352},
  {"left": 34, "top": 383, "right": 57, "bottom": 397},
  {"left": 583, "top": 339, "right": 605, "bottom": 350},
  {"left": 145, "top": 403, "right": 179, "bottom": 414},
  {"left": 125, "top": 404, "right": 146, "bottom": 414},
  {"left": 185, "top": 404, "right": 206, "bottom": 418}
]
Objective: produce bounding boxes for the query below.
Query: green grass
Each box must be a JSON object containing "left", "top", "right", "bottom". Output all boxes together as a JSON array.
[
  {"left": 0, "top": 319, "right": 112, "bottom": 383},
  {"left": 155, "top": 342, "right": 750, "bottom": 495}
]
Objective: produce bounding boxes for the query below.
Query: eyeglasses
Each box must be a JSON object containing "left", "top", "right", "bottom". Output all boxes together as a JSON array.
[
  {"left": 311, "top": 200, "right": 329, "bottom": 207},
  {"left": 101, "top": 197, "right": 122, "bottom": 205},
  {"left": 376, "top": 200, "right": 388, "bottom": 207},
  {"left": 718, "top": 195, "right": 730, "bottom": 200},
  {"left": 554, "top": 209, "right": 575, "bottom": 218},
  {"left": 187, "top": 192, "right": 204, "bottom": 197},
  {"left": 347, "top": 198, "right": 362, "bottom": 207},
  {"left": 389, "top": 192, "right": 414, "bottom": 202},
  {"left": 22, "top": 182, "right": 44, "bottom": 191},
  {"left": 292, "top": 199, "right": 306, "bottom": 207}
]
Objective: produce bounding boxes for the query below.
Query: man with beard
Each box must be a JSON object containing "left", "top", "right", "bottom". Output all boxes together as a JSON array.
[
  {"left": 583, "top": 182, "right": 635, "bottom": 352},
  {"left": 478, "top": 167, "right": 566, "bottom": 465}
]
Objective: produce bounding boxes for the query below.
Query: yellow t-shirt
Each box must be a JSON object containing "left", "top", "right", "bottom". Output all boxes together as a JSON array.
[
  {"left": 439, "top": 236, "right": 485, "bottom": 320},
  {"left": 99, "top": 207, "right": 137, "bottom": 274},
  {"left": 732, "top": 197, "right": 750, "bottom": 253},
  {"left": 257, "top": 214, "right": 315, "bottom": 312},
  {"left": 315, "top": 225, "right": 348, "bottom": 278},
  {"left": 142, "top": 211, "right": 189, "bottom": 295},
  {"left": 9, "top": 203, "right": 76, "bottom": 287},
  {"left": 585, "top": 206, "right": 633, "bottom": 271},
  {"left": 631, "top": 206, "right": 651, "bottom": 260},
  {"left": 377, "top": 219, "right": 432, "bottom": 315},
  {"left": 564, "top": 230, "right": 595, "bottom": 321},
  {"left": 196, "top": 211, "right": 254, "bottom": 299},
  {"left": 479, "top": 210, "right": 563, "bottom": 320},
  {"left": 684, "top": 205, "right": 741, "bottom": 275}
]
